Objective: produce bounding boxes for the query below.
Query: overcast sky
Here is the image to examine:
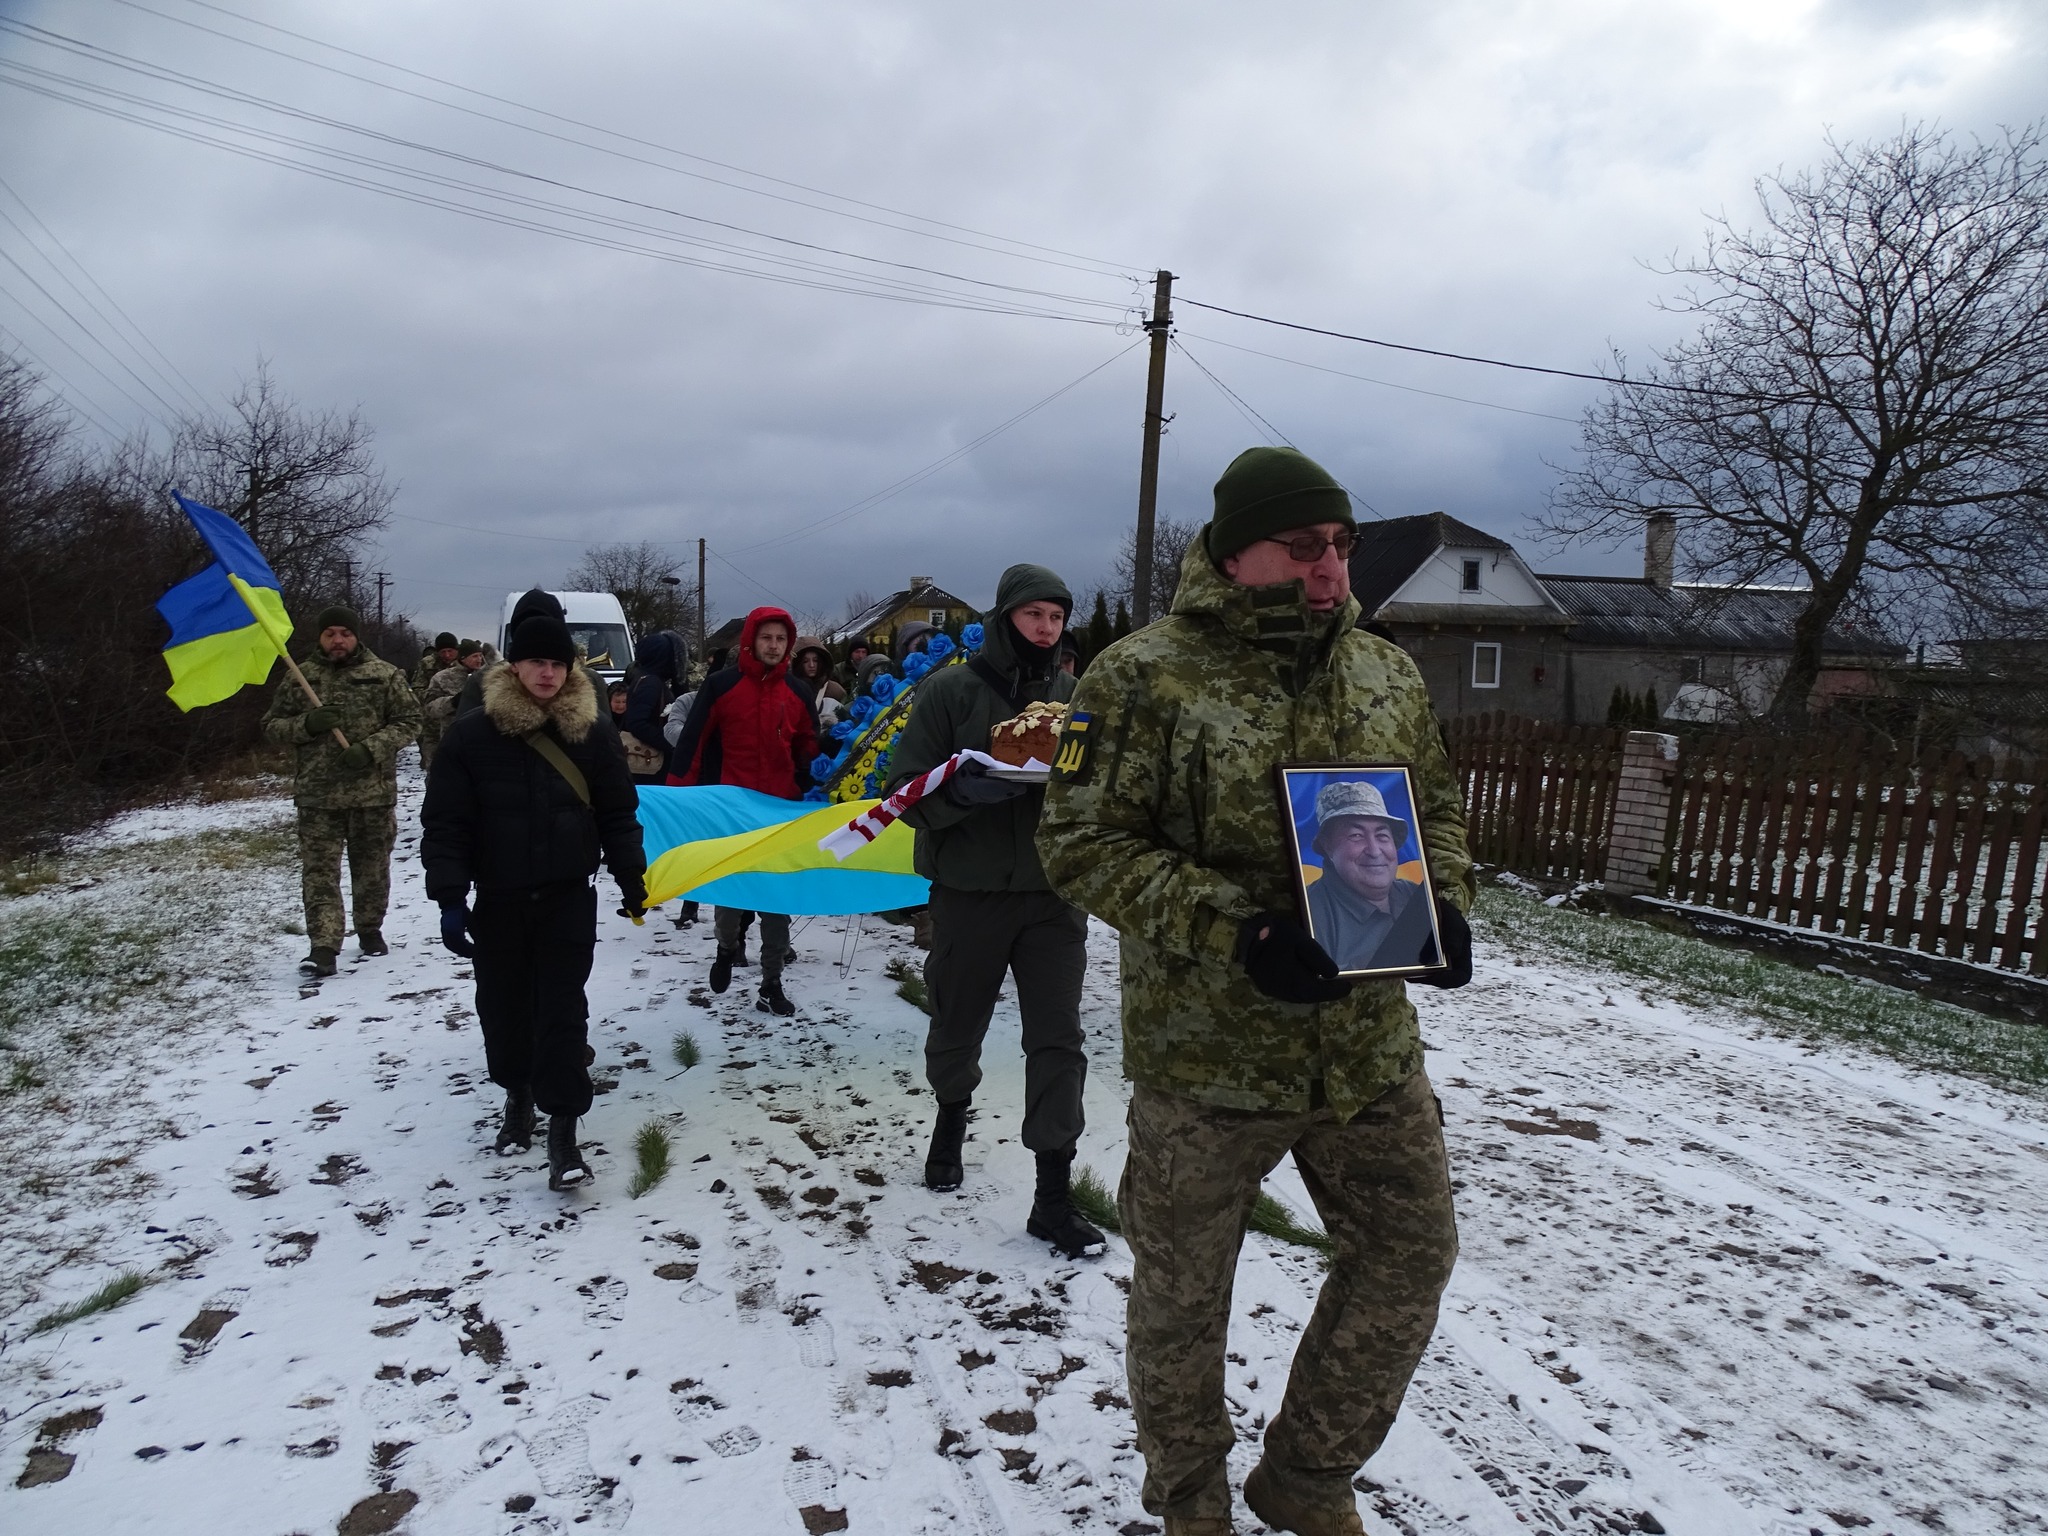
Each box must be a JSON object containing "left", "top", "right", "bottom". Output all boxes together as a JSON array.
[{"left": 4, "top": 0, "right": 2043, "bottom": 639}]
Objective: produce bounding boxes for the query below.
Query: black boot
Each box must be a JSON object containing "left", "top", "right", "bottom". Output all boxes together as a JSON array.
[
  {"left": 547, "top": 1114, "right": 590, "bottom": 1191},
  {"left": 923, "top": 1098, "right": 970, "bottom": 1191},
  {"left": 494, "top": 1086, "right": 535, "bottom": 1154},
  {"left": 1027, "top": 1149, "right": 1106, "bottom": 1258},
  {"left": 674, "top": 900, "right": 699, "bottom": 929},
  {"left": 756, "top": 979, "right": 795, "bottom": 1017},
  {"left": 709, "top": 947, "right": 735, "bottom": 994},
  {"left": 357, "top": 930, "right": 388, "bottom": 956},
  {"left": 299, "top": 946, "right": 337, "bottom": 977}
]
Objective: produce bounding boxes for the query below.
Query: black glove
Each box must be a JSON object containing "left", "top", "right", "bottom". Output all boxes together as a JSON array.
[
  {"left": 303, "top": 706, "right": 340, "bottom": 737},
  {"left": 944, "top": 761, "right": 1028, "bottom": 807},
  {"left": 439, "top": 901, "right": 475, "bottom": 958},
  {"left": 617, "top": 879, "right": 647, "bottom": 922},
  {"left": 1238, "top": 911, "right": 1354, "bottom": 1005},
  {"left": 339, "top": 742, "right": 373, "bottom": 770},
  {"left": 1417, "top": 898, "right": 1473, "bottom": 989}
]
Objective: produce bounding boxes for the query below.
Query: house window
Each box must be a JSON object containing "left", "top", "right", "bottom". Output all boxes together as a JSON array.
[
  {"left": 928, "top": 608, "right": 947, "bottom": 628},
  {"left": 1472, "top": 642, "right": 1501, "bottom": 688},
  {"left": 1461, "top": 558, "right": 1482, "bottom": 593}
]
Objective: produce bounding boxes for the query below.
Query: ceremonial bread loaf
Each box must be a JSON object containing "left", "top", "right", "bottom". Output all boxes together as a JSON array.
[{"left": 988, "top": 701, "right": 1068, "bottom": 768}]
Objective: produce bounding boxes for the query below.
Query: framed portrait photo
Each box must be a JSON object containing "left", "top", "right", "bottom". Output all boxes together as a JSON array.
[{"left": 1274, "top": 763, "right": 1447, "bottom": 979}]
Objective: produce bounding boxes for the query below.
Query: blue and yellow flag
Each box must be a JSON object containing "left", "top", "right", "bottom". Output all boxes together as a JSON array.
[
  {"left": 156, "top": 493, "right": 295, "bottom": 711},
  {"left": 637, "top": 785, "right": 925, "bottom": 915}
]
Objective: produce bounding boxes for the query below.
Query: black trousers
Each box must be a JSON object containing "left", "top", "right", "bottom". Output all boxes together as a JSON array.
[
  {"left": 923, "top": 885, "right": 1089, "bottom": 1153},
  {"left": 471, "top": 880, "right": 597, "bottom": 1118}
]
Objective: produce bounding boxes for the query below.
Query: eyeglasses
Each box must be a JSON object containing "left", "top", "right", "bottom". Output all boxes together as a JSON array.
[{"left": 1261, "top": 530, "right": 1356, "bottom": 563}]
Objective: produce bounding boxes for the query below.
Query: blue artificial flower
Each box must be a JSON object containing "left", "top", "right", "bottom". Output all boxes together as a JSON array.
[
  {"left": 860, "top": 772, "right": 880, "bottom": 796},
  {"left": 901, "top": 652, "right": 933, "bottom": 682},
  {"left": 926, "top": 632, "right": 956, "bottom": 661},
  {"left": 869, "top": 673, "right": 897, "bottom": 701},
  {"left": 830, "top": 718, "right": 859, "bottom": 742},
  {"left": 962, "top": 622, "right": 984, "bottom": 651},
  {"left": 809, "top": 754, "right": 834, "bottom": 782},
  {"left": 803, "top": 787, "right": 827, "bottom": 803},
  {"left": 849, "top": 696, "right": 877, "bottom": 725}
]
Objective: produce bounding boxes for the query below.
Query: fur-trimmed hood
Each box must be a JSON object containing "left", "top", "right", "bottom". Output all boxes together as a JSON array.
[{"left": 482, "top": 660, "right": 599, "bottom": 742}]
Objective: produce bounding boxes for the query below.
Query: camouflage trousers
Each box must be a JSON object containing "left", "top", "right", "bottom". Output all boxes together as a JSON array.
[
  {"left": 296, "top": 804, "right": 398, "bottom": 950},
  {"left": 416, "top": 716, "right": 443, "bottom": 771},
  {"left": 1119, "top": 1070, "right": 1458, "bottom": 1520}
]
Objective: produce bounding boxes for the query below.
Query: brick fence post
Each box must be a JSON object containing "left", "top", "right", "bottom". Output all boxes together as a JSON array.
[{"left": 1604, "top": 731, "right": 1680, "bottom": 896}]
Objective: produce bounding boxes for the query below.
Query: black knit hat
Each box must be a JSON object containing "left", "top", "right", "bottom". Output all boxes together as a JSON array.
[
  {"left": 506, "top": 615, "right": 577, "bottom": 665},
  {"left": 313, "top": 603, "right": 361, "bottom": 634},
  {"left": 1204, "top": 447, "right": 1353, "bottom": 561},
  {"left": 433, "top": 631, "right": 458, "bottom": 650}
]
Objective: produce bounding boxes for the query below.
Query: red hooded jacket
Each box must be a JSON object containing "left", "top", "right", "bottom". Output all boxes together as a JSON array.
[{"left": 664, "top": 607, "right": 818, "bottom": 799}]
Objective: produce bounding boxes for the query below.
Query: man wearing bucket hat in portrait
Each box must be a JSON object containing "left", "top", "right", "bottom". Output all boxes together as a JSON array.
[{"left": 1305, "top": 779, "right": 1436, "bottom": 974}]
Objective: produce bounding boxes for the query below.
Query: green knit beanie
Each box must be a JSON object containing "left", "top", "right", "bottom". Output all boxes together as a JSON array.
[
  {"left": 313, "top": 603, "right": 361, "bottom": 634},
  {"left": 1204, "top": 446, "right": 1353, "bottom": 561}
]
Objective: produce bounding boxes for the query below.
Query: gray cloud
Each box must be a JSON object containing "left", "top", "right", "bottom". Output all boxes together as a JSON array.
[{"left": 3, "top": 0, "right": 2042, "bottom": 637}]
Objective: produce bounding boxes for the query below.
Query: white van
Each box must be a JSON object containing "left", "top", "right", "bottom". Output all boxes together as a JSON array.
[{"left": 498, "top": 591, "right": 634, "bottom": 685}]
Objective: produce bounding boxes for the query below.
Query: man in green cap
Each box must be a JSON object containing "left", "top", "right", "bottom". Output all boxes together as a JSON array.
[
  {"left": 263, "top": 604, "right": 422, "bottom": 976},
  {"left": 1038, "top": 447, "right": 1475, "bottom": 1536},
  {"left": 889, "top": 562, "right": 1104, "bottom": 1260}
]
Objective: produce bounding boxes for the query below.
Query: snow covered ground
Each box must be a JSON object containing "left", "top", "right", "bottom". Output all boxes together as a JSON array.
[{"left": 3, "top": 763, "right": 2045, "bottom": 1535}]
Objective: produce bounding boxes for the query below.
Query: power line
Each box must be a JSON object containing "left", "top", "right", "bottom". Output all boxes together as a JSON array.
[
  {"left": 0, "top": 55, "right": 1124, "bottom": 327},
  {"left": 0, "top": 262, "right": 176, "bottom": 430},
  {"left": 725, "top": 338, "right": 1146, "bottom": 552},
  {"left": 0, "top": 21, "right": 1134, "bottom": 324},
  {"left": 1178, "top": 330, "right": 1581, "bottom": 424},
  {"left": 0, "top": 322, "right": 131, "bottom": 437},
  {"left": 113, "top": 0, "right": 1142, "bottom": 280},
  {"left": 1178, "top": 295, "right": 1747, "bottom": 399}
]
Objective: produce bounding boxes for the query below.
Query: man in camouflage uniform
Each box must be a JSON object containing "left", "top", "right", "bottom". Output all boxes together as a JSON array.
[
  {"left": 413, "top": 632, "right": 459, "bottom": 694},
  {"left": 418, "top": 638, "right": 483, "bottom": 770},
  {"left": 1038, "top": 447, "right": 1475, "bottom": 1536},
  {"left": 263, "top": 604, "right": 422, "bottom": 976}
]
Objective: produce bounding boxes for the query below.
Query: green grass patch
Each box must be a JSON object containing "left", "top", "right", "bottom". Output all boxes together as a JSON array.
[
  {"left": 628, "top": 1120, "right": 674, "bottom": 1198},
  {"left": 1474, "top": 886, "right": 2048, "bottom": 1090},
  {"left": 671, "top": 1031, "right": 700, "bottom": 1071},
  {"left": 1070, "top": 1164, "right": 1120, "bottom": 1234},
  {"left": 4, "top": 1056, "right": 45, "bottom": 1094},
  {"left": 884, "top": 956, "right": 932, "bottom": 1015},
  {"left": 29, "top": 1271, "right": 149, "bottom": 1335},
  {"left": 1249, "top": 1190, "right": 1333, "bottom": 1258}
]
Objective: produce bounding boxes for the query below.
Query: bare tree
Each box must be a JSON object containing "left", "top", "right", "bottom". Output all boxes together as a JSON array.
[
  {"left": 155, "top": 361, "right": 395, "bottom": 608},
  {"left": 1542, "top": 124, "right": 2048, "bottom": 719},
  {"left": 563, "top": 540, "right": 697, "bottom": 639},
  {"left": 1113, "top": 513, "right": 1201, "bottom": 622}
]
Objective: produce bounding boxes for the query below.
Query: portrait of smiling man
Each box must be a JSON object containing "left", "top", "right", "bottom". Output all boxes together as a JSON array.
[{"left": 1303, "top": 777, "right": 1436, "bottom": 974}]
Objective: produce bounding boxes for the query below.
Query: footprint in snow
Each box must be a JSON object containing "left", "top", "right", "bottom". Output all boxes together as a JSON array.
[
  {"left": 518, "top": 1396, "right": 630, "bottom": 1529},
  {"left": 176, "top": 1286, "right": 248, "bottom": 1363},
  {"left": 576, "top": 1275, "right": 628, "bottom": 1328},
  {"left": 783, "top": 1449, "right": 849, "bottom": 1533}
]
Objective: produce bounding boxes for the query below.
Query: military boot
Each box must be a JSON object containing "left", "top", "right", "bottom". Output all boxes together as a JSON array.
[
  {"left": 923, "top": 1098, "right": 970, "bottom": 1191},
  {"left": 494, "top": 1086, "right": 536, "bottom": 1155},
  {"left": 358, "top": 930, "right": 389, "bottom": 956},
  {"left": 756, "top": 979, "right": 796, "bottom": 1017},
  {"left": 300, "top": 946, "right": 337, "bottom": 977},
  {"left": 1026, "top": 1149, "right": 1106, "bottom": 1259},
  {"left": 1242, "top": 1461, "right": 1364, "bottom": 1536},
  {"left": 547, "top": 1114, "right": 591, "bottom": 1191},
  {"left": 709, "top": 947, "right": 736, "bottom": 994}
]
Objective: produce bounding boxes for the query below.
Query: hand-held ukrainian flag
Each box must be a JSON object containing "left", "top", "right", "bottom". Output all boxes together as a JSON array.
[{"left": 156, "top": 492, "right": 296, "bottom": 711}]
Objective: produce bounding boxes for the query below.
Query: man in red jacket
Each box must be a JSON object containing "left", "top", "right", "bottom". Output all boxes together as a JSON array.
[{"left": 666, "top": 606, "right": 818, "bottom": 1016}]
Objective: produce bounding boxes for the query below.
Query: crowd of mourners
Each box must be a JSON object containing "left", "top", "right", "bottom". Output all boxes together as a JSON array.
[{"left": 257, "top": 446, "right": 1477, "bottom": 1536}]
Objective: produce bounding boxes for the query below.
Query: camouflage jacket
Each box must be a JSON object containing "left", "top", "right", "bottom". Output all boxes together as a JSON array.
[
  {"left": 421, "top": 663, "right": 472, "bottom": 724},
  {"left": 409, "top": 655, "right": 441, "bottom": 697},
  {"left": 1037, "top": 541, "right": 1474, "bottom": 1118},
  {"left": 261, "top": 645, "right": 422, "bottom": 809}
]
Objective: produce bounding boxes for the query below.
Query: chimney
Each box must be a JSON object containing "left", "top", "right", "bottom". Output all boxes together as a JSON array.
[
  {"left": 909, "top": 574, "right": 933, "bottom": 594},
  {"left": 1644, "top": 514, "right": 1676, "bottom": 590}
]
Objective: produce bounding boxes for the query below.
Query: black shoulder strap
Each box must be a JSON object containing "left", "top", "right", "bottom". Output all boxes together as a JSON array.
[{"left": 522, "top": 729, "right": 590, "bottom": 807}]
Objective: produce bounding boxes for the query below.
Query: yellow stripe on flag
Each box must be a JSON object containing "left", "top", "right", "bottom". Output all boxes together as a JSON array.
[{"left": 645, "top": 799, "right": 916, "bottom": 907}]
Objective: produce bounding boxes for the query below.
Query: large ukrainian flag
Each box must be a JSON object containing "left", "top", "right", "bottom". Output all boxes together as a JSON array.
[
  {"left": 637, "top": 785, "right": 925, "bottom": 914},
  {"left": 157, "top": 493, "right": 295, "bottom": 711}
]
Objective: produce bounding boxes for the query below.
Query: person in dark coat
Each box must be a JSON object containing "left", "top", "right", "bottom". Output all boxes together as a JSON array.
[
  {"left": 421, "top": 615, "right": 647, "bottom": 1190},
  {"left": 665, "top": 605, "right": 817, "bottom": 1016},
  {"left": 887, "top": 563, "right": 1100, "bottom": 1258},
  {"left": 621, "top": 628, "right": 687, "bottom": 784}
]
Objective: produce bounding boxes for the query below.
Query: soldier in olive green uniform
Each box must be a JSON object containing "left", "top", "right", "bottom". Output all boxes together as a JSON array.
[
  {"left": 1038, "top": 448, "right": 1475, "bottom": 1536},
  {"left": 263, "top": 604, "right": 422, "bottom": 976}
]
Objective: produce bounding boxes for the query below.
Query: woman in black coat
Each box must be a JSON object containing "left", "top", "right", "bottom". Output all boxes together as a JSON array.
[{"left": 421, "top": 616, "right": 647, "bottom": 1189}]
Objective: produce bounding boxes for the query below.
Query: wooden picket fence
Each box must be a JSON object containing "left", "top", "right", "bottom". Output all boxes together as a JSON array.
[
  {"left": 1663, "top": 731, "right": 2048, "bottom": 972},
  {"left": 1443, "top": 714, "right": 1627, "bottom": 883}
]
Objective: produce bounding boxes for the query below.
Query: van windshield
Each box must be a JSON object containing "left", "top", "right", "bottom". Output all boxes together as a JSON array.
[{"left": 567, "top": 624, "right": 632, "bottom": 672}]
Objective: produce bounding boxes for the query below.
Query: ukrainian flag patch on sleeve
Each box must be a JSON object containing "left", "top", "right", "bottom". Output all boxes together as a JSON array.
[{"left": 1051, "top": 709, "right": 1094, "bottom": 783}]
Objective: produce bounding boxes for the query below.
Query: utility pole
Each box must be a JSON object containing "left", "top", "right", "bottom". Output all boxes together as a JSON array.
[
  {"left": 697, "top": 537, "right": 707, "bottom": 656},
  {"left": 373, "top": 571, "right": 390, "bottom": 633},
  {"left": 1132, "top": 269, "right": 1174, "bottom": 628}
]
